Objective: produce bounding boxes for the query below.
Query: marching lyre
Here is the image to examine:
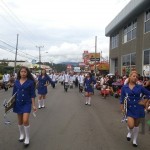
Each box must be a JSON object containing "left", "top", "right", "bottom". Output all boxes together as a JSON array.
[{"left": 121, "top": 94, "right": 128, "bottom": 123}]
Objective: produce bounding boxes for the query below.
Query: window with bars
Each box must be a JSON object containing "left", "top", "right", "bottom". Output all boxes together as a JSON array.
[
  {"left": 123, "top": 19, "right": 137, "bottom": 43},
  {"left": 145, "top": 9, "right": 150, "bottom": 33},
  {"left": 122, "top": 53, "right": 136, "bottom": 75},
  {"left": 144, "top": 50, "right": 150, "bottom": 65},
  {"left": 111, "top": 33, "right": 119, "bottom": 49},
  {"left": 122, "top": 53, "right": 136, "bottom": 66}
]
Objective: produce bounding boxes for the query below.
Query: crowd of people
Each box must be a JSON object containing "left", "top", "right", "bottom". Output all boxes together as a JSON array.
[
  {"left": 1, "top": 72, "right": 16, "bottom": 90},
  {"left": 1, "top": 67, "right": 150, "bottom": 147}
]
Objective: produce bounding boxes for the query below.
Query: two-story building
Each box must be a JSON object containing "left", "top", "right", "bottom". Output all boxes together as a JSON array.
[{"left": 105, "top": 0, "right": 150, "bottom": 76}]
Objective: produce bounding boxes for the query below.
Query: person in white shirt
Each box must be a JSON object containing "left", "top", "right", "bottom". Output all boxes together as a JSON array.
[
  {"left": 73, "top": 74, "right": 76, "bottom": 83},
  {"left": 100, "top": 75, "right": 105, "bottom": 87},
  {"left": 31, "top": 73, "right": 37, "bottom": 81},
  {"left": 50, "top": 72, "right": 57, "bottom": 88},
  {"left": 74, "top": 74, "right": 79, "bottom": 87},
  {"left": 14, "top": 72, "right": 17, "bottom": 80},
  {"left": 3, "top": 72, "right": 10, "bottom": 91},
  {"left": 63, "top": 72, "right": 70, "bottom": 90},
  {"left": 58, "top": 73, "right": 64, "bottom": 85},
  {"left": 78, "top": 73, "right": 85, "bottom": 92},
  {"left": 69, "top": 73, "right": 75, "bottom": 88}
]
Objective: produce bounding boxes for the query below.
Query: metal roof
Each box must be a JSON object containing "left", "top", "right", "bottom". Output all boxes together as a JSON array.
[{"left": 105, "top": 0, "right": 150, "bottom": 36}]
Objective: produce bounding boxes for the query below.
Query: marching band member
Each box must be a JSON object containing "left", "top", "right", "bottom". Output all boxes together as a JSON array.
[
  {"left": 13, "top": 66, "right": 36, "bottom": 147},
  {"left": 37, "top": 69, "right": 51, "bottom": 109},
  {"left": 59, "top": 73, "right": 64, "bottom": 85},
  {"left": 69, "top": 73, "right": 74, "bottom": 88},
  {"left": 3, "top": 72, "right": 10, "bottom": 91},
  {"left": 84, "top": 73, "right": 96, "bottom": 105},
  {"left": 50, "top": 72, "right": 57, "bottom": 88},
  {"left": 120, "top": 71, "right": 150, "bottom": 147},
  {"left": 63, "top": 71, "right": 70, "bottom": 90},
  {"left": 74, "top": 73, "right": 79, "bottom": 87},
  {"left": 78, "top": 72, "right": 85, "bottom": 92}
]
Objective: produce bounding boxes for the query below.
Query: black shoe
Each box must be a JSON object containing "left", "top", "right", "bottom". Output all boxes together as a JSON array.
[
  {"left": 24, "top": 143, "right": 29, "bottom": 147},
  {"left": 126, "top": 137, "right": 131, "bottom": 141},
  {"left": 85, "top": 103, "right": 88, "bottom": 105},
  {"left": 18, "top": 139, "right": 24, "bottom": 142},
  {"left": 133, "top": 143, "right": 138, "bottom": 147}
]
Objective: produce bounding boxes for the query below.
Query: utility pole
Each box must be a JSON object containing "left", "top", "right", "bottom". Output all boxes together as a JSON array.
[
  {"left": 95, "top": 36, "right": 97, "bottom": 74},
  {"left": 36, "top": 46, "right": 44, "bottom": 68},
  {"left": 14, "top": 34, "right": 19, "bottom": 74}
]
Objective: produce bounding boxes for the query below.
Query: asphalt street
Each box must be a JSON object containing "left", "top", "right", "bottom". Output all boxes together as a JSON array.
[{"left": 0, "top": 84, "right": 150, "bottom": 150}]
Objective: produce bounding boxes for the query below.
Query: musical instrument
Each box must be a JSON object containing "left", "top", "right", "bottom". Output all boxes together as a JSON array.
[
  {"left": 3, "top": 92, "right": 17, "bottom": 124},
  {"left": 3, "top": 92, "right": 17, "bottom": 113},
  {"left": 121, "top": 95, "right": 128, "bottom": 123}
]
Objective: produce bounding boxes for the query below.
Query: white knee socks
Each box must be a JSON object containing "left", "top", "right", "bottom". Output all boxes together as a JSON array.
[
  {"left": 39, "top": 99, "right": 46, "bottom": 108},
  {"left": 85, "top": 97, "right": 88, "bottom": 104},
  {"left": 41, "top": 99, "right": 45, "bottom": 108},
  {"left": 133, "top": 127, "right": 139, "bottom": 145},
  {"left": 18, "top": 125, "right": 24, "bottom": 140},
  {"left": 88, "top": 97, "right": 91, "bottom": 105},
  {"left": 127, "top": 126, "right": 133, "bottom": 139},
  {"left": 38, "top": 100, "right": 41, "bottom": 108},
  {"left": 24, "top": 125, "right": 30, "bottom": 145},
  {"left": 85, "top": 97, "right": 91, "bottom": 105}
]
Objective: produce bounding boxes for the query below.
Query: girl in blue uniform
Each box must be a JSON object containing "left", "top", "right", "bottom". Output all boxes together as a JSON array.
[
  {"left": 37, "top": 69, "right": 51, "bottom": 109},
  {"left": 84, "top": 73, "right": 96, "bottom": 105},
  {"left": 13, "top": 66, "right": 36, "bottom": 147},
  {"left": 120, "top": 71, "right": 150, "bottom": 147}
]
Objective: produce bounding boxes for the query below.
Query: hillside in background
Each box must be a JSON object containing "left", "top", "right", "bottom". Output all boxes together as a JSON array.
[{"left": 58, "top": 62, "right": 79, "bottom": 67}]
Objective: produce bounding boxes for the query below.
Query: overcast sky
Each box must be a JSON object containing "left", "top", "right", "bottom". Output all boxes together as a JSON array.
[{"left": 0, "top": 0, "right": 130, "bottom": 63}]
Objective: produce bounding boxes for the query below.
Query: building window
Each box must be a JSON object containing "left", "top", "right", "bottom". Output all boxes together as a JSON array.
[
  {"left": 122, "top": 53, "right": 136, "bottom": 75},
  {"left": 111, "top": 33, "right": 119, "bottom": 49},
  {"left": 131, "top": 53, "right": 136, "bottom": 65},
  {"left": 145, "top": 9, "right": 150, "bottom": 33},
  {"left": 143, "top": 50, "right": 150, "bottom": 76},
  {"left": 144, "top": 50, "right": 149, "bottom": 65},
  {"left": 123, "top": 19, "right": 137, "bottom": 43},
  {"left": 114, "top": 59, "right": 118, "bottom": 75}
]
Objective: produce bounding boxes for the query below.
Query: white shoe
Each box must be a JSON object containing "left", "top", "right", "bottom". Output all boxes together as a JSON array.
[
  {"left": 127, "top": 132, "right": 131, "bottom": 141},
  {"left": 127, "top": 127, "right": 132, "bottom": 141}
]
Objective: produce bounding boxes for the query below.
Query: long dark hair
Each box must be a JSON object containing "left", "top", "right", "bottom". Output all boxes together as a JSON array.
[
  {"left": 17, "top": 66, "right": 36, "bottom": 86},
  {"left": 40, "top": 69, "right": 49, "bottom": 78},
  {"left": 87, "top": 72, "right": 92, "bottom": 78}
]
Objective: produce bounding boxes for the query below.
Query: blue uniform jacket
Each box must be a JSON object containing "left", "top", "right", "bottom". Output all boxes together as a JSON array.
[
  {"left": 37, "top": 75, "right": 51, "bottom": 95},
  {"left": 120, "top": 84, "right": 150, "bottom": 118},
  {"left": 13, "top": 79, "right": 36, "bottom": 114},
  {"left": 84, "top": 77, "right": 96, "bottom": 93}
]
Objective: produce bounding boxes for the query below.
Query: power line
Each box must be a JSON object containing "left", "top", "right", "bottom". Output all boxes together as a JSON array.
[
  {"left": 0, "top": 39, "right": 38, "bottom": 60},
  {"left": 0, "top": 39, "right": 16, "bottom": 49},
  {"left": 0, "top": 0, "right": 39, "bottom": 48},
  {"left": 0, "top": 45, "right": 38, "bottom": 60}
]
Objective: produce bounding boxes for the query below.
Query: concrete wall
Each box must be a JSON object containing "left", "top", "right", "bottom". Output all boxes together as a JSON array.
[{"left": 109, "top": 10, "right": 150, "bottom": 75}]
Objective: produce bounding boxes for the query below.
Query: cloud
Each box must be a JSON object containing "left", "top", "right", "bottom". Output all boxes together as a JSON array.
[{"left": 0, "top": 0, "right": 131, "bottom": 63}]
